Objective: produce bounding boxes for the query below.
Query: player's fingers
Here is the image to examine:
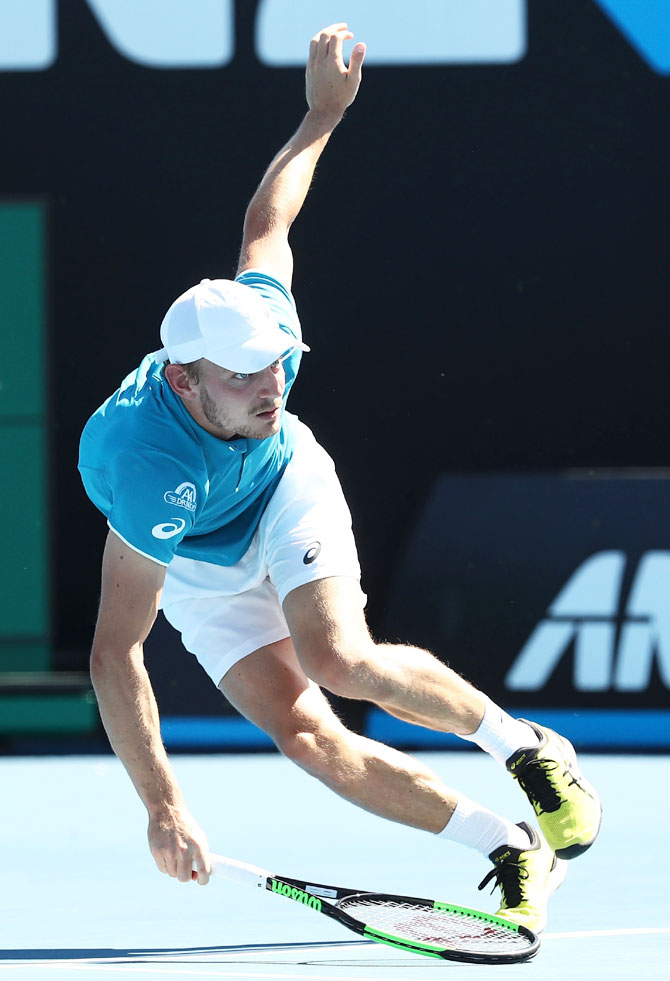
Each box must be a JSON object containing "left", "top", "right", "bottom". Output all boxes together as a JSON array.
[
  {"left": 315, "top": 30, "right": 329, "bottom": 62},
  {"left": 175, "top": 847, "right": 197, "bottom": 883},
  {"left": 312, "top": 22, "right": 348, "bottom": 44},
  {"left": 329, "top": 26, "right": 354, "bottom": 61},
  {"left": 312, "top": 23, "right": 351, "bottom": 60},
  {"left": 191, "top": 848, "right": 212, "bottom": 886},
  {"left": 333, "top": 34, "right": 355, "bottom": 71},
  {"left": 347, "top": 42, "right": 366, "bottom": 79},
  {"left": 191, "top": 849, "right": 212, "bottom": 886}
]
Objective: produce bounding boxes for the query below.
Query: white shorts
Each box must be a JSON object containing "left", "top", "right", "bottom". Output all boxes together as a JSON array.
[{"left": 160, "top": 420, "right": 364, "bottom": 686}]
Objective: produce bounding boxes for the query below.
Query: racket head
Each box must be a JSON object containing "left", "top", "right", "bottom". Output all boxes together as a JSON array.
[{"left": 338, "top": 892, "right": 540, "bottom": 964}]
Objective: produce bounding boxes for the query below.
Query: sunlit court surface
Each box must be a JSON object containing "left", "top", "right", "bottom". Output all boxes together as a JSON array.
[{"left": 1, "top": 751, "right": 668, "bottom": 980}]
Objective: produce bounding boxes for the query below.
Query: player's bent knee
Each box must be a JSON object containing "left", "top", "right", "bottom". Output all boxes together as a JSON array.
[
  {"left": 298, "top": 639, "right": 380, "bottom": 699},
  {"left": 275, "top": 724, "right": 351, "bottom": 783}
]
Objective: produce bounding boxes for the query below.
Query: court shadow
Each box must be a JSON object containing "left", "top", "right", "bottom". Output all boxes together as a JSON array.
[{"left": 0, "top": 939, "right": 372, "bottom": 962}]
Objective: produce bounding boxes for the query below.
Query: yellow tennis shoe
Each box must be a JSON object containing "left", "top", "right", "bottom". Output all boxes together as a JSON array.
[
  {"left": 507, "top": 721, "right": 602, "bottom": 858},
  {"left": 478, "top": 822, "right": 567, "bottom": 934}
]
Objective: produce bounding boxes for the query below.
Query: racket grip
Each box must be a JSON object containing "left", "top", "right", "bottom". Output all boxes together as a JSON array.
[{"left": 209, "top": 853, "right": 269, "bottom": 889}]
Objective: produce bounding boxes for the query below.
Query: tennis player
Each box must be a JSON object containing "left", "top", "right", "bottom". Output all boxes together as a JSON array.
[{"left": 79, "top": 24, "right": 601, "bottom": 934}]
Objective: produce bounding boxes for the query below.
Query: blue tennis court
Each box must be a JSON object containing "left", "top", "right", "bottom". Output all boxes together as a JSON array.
[{"left": 2, "top": 750, "right": 668, "bottom": 979}]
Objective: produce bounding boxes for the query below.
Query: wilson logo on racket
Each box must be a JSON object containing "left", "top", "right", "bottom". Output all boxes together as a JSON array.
[{"left": 270, "top": 878, "right": 322, "bottom": 911}]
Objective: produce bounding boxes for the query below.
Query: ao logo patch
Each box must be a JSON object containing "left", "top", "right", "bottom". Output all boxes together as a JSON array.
[{"left": 164, "top": 481, "right": 197, "bottom": 512}]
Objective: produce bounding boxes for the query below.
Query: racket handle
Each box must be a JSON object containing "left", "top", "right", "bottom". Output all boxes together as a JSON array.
[{"left": 209, "top": 853, "right": 269, "bottom": 889}]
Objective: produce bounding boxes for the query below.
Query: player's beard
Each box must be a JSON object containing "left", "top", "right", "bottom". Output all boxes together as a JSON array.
[{"left": 199, "top": 384, "right": 277, "bottom": 440}]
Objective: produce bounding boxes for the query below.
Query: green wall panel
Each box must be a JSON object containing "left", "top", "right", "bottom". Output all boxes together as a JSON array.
[
  {"left": 0, "top": 203, "right": 46, "bottom": 418},
  {"left": 0, "top": 425, "right": 49, "bottom": 634},
  {"left": 0, "top": 693, "right": 98, "bottom": 734},
  {"left": 0, "top": 202, "right": 49, "bottom": 671}
]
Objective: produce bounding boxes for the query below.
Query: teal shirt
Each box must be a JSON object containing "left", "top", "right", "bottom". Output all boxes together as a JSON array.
[{"left": 78, "top": 271, "right": 304, "bottom": 566}]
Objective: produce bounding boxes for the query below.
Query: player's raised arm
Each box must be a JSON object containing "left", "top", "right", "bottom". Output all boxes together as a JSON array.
[
  {"left": 90, "top": 531, "right": 211, "bottom": 885},
  {"left": 237, "top": 23, "right": 365, "bottom": 285}
]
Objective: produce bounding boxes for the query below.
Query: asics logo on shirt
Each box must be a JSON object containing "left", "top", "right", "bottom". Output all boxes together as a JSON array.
[
  {"left": 152, "top": 518, "right": 186, "bottom": 540},
  {"left": 164, "top": 481, "right": 197, "bottom": 512}
]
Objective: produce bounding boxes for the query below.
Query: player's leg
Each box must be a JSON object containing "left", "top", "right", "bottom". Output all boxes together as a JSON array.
[
  {"left": 260, "top": 419, "right": 600, "bottom": 861},
  {"left": 219, "top": 634, "right": 459, "bottom": 832},
  {"left": 282, "top": 576, "right": 521, "bottom": 742},
  {"left": 219, "top": 634, "right": 563, "bottom": 932},
  {"left": 163, "top": 556, "right": 525, "bottom": 847},
  {"left": 164, "top": 560, "right": 563, "bottom": 933},
  {"left": 283, "top": 576, "right": 602, "bottom": 860}
]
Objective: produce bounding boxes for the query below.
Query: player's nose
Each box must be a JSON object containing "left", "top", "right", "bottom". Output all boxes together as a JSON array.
[{"left": 258, "top": 362, "right": 285, "bottom": 397}]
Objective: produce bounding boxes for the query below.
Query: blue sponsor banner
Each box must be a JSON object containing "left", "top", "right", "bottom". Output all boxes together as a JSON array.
[
  {"left": 161, "top": 708, "right": 670, "bottom": 751},
  {"left": 594, "top": 0, "right": 670, "bottom": 74},
  {"left": 161, "top": 716, "right": 274, "bottom": 750}
]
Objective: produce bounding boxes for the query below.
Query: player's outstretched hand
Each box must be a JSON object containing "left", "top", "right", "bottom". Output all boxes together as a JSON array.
[
  {"left": 148, "top": 804, "right": 211, "bottom": 885},
  {"left": 306, "top": 23, "right": 366, "bottom": 118}
]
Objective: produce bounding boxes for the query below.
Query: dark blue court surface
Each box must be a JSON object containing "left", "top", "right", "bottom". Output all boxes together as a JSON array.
[{"left": 2, "top": 752, "right": 668, "bottom": 979}]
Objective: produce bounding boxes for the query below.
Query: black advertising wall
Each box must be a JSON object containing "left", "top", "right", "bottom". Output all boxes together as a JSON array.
[
  {"left": 1, "top": 1, "right": 668, "bottom": 747},
  {"left": 381, "top": 472, "right": 670, "bottom": 748}
]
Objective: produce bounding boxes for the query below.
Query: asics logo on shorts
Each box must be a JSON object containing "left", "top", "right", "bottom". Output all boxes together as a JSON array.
[
  {"left": 303, "top": 541, "right": 321, "bottom": 565},
  {"left": 152, "top": 518, "right": 186, "bottom": 540}
]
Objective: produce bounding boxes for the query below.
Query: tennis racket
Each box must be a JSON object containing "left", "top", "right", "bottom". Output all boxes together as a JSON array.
[{"left": 209, "top": 853, "right": 539, "bottom": 964}]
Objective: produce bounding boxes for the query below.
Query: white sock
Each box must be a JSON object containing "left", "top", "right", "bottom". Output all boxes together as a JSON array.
[
  {"left": 460, "top": 695, "right": 540, "bottom": 766},
  {"left": 437, "top": 796, "right": 531, "bottom": 857}
]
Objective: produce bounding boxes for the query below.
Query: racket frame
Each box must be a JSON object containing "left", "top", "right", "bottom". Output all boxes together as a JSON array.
[
  {"left": 210, "top": 854, "right": 539, "bottom": 965},
  {"left": 267, "top": 874, "right": 539, "bottom": 964}
]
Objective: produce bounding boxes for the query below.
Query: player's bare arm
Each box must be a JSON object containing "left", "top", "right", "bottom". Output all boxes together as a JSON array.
[
  {"left": 237, "top": 23, "right": 365, "bottom": 285},
  {"left": 90, "top": 531, "right": 211, "bottom": 884}
]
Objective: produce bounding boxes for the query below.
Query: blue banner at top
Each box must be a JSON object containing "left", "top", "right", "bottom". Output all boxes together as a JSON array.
[{"left": 594, "top": 0, "right": 670, "bottom": 73}]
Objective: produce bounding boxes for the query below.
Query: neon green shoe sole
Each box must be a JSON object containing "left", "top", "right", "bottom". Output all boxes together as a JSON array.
[
  {"left": 507, "top": 721, "right": 603, "bottom": 859},
  {"left": 478, "top": 822, "right": 567, "bottom": 934}
]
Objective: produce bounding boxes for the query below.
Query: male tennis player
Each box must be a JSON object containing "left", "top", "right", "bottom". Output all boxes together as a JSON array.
[{"left": 79, "top": 24, "right": 601, "bottom": 934}]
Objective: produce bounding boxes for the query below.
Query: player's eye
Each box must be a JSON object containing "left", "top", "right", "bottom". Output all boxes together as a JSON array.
[{"left": 231, "top": 359, "right": 282, "bottom": 381}]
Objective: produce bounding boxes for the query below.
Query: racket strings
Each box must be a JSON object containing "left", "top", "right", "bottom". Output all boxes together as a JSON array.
[{"left": 340, "top": 898, "right": 531, "bottom": 952}]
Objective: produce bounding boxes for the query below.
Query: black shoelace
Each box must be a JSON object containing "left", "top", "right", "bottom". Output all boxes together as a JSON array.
[
  {"left": 478, "top": 859, "right": 528, "bottom": 909},
  {"left": 514, "top": 757, "right": 564, "bottom": 814}
]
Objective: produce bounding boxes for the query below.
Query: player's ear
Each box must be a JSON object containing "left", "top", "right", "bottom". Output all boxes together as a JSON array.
[{"left": 164, "top": 362, "right": 199, "bottom": 400}]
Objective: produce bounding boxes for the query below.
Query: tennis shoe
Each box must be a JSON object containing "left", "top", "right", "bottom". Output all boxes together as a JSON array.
[
  {"left": 506, "top": 721, "right": 602, "bottom": 859},
  {"left": 478, "top": 822, "right": 567, "bottom": 934}
]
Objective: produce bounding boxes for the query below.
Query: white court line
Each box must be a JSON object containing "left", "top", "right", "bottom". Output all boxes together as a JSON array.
[{"left": 543, "top": 927, "right": 670, "bottom": 940}]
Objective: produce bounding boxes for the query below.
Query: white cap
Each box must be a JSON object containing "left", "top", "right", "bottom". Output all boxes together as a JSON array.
[{"left": 154, "top": 278, "right": 309, "bottom": 373}]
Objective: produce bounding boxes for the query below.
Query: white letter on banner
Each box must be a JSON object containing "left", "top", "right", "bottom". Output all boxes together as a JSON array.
[
  {"left": 615, "top": 551, "right": 670, "bottom": 690},
  {"left": 255, "top": 0, "right": 527, "bottom": 66},
  {"left": 0, "top": 0, "right": 56, "bottom": 71},
  {"left": 85, "top": 0, "right": 234, "bottom": 68},
  {"left": 505, "top": 552, "right": 626, "bottom": 691},
  {"left": 549, "top": 551, "right": 625, "bottom": 618}
]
